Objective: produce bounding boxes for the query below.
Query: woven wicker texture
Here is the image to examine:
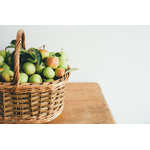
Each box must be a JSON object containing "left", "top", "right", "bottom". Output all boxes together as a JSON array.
[{"left": 0, "top": 29, "right": 70, "bottom": 124}]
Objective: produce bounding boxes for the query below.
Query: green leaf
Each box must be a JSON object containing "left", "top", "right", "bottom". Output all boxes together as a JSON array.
[
  {"left": 10, "top": 40, "right": 16, "bottom": 45},
  {"left": 20, "top": 53, "right": 32, "bottom": 61},
  {"left": 55, "top": 52, "right": 61, "bottom": 57},
  {"left": 5, "top": 44, "right": 15, "bottom": 50},
  {"left": 26, "top": 52, "right": 37, "bottom": 63},
  {"left": 27, "top": 58, "right": 37, "bottom": 63},
  {"left": 20, "top": 48, "right": 28, "bottom": 53},
  {"left": 65, "top": 68, "right": 79, "bottom": 74},
  {"left": 32, "top": 49, "right": 42, "bottom": 66}
]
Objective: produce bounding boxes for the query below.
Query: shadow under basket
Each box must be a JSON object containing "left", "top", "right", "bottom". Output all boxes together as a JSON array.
[{"left": 0, "top": 29, "right": 70, "bottom": 124}]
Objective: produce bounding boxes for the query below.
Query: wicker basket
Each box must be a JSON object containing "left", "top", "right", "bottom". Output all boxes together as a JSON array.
[{"left": 0, "top": 29, "right": 70, "bottom": 124}]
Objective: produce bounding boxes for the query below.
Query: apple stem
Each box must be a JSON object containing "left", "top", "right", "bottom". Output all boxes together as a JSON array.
[
  {"left": 39, "top": 45, "right": 45, "bottom": 50},
  {"left": 61, "top": 48, "right": 63, "bottom": 52}
]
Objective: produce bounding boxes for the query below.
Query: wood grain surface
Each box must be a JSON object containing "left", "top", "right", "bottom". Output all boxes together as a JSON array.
[{"left": 47, "top": 83, "right": 115, "bottom": 124}]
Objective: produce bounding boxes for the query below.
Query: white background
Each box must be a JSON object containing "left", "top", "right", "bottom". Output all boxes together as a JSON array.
[{"left": 0, "top": 25, "right": 150, "bottom": 124}]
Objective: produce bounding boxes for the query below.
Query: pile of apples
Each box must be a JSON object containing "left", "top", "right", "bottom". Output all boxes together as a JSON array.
[{"left": 0, "top": 45, "right": 72, "bottom": 83}]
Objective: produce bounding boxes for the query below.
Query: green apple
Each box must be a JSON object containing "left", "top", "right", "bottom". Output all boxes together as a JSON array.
[
  {"left": 43, "top": 78, "right": 54, "bottom": 82},
  {"left": 19, "top": 73, "right": 28, "bottom": 83},
  {"left": 59, "top": 51, "right": 67, "bottom": 60},
  {"left": 29, "top": 74, "right": 42, "bottom": 83},
  {"left": 36, "top": 62, "right": 46, "bottom": 74},
  {"left": 0, "top": 50, "right": 8, "bottom": 61},
  {"left": 50, "top": 52, "right": 59, "bottom": 60},
  {"left": 0, "top": 55, "right": 4, "bottom": 66},
  {"left": 59, "top": 57, "right": 68, "bottom": 69},
  {"left": 2, "top": 63, "right": 10, "bottom": 70},
  {"left": 0, "top": 67, "right": 4, "bottom": 81},
  {"left": 49, "top": 52, "right": 55, "bottom": 57},
  {"left": 7, "top": 56, "right": 12, "bottom": 66},
  {"left": 43, "top": 67, "right": 55, "bottom": 79},
  {"left": 22, "top": 62, "right": 36, "bottom": 75},
  {"left": 28, "top": 47, "right": 37, "bottom": 52},
  {"left": 1, "top": 70, "right": 14, "bottom": 82}
]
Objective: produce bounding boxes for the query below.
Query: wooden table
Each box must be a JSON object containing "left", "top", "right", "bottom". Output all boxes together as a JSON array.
[{"left": 47, "top": 83, "right": 115, "bottom": 124}]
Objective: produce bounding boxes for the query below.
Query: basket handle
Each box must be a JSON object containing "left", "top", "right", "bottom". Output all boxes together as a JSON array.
[{"left": 11, "top": 29, "right": 26, "bottom": 93}]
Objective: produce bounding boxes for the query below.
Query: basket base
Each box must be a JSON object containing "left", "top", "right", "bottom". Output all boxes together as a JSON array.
[{"left": 0, "top": 102, "right": 64, "bottom": 124}]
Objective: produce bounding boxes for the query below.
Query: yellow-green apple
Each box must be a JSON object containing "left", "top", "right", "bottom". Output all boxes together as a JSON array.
[
  {"left": 43, "top": 78, "right": 54, "bottom": 82},
  {"left": 39, "top": 48, "right": 49, "bottom": 60},
  {"left": 49, "top": 52, "right": 59, "bottom": 60},
  {"left": 0, "top": 67, "right": 4, "bottom": 81},
  {"left": 59, "top": 57, "right": 68, "bottom": 69},
  {"left": 55, "top": 68, "right": 65, "bottom": 78},
  {"left": 35, "top": 62, "right": 46, "bottom": 74},
  {"left": 7, "top": 56, "right": 12, "bottom": 66},
  {"left": 0, "top": 55, "right": 4, "bottom": 66},
  {"left": 19, "top": 73, "right": 28, "bottom": 83},
  {"left": 46, "top": 57, "right": 59, "bottom": 69},
  {"left": 49, "top": 52, "right": 55, "bottom": 57},
  {"left": 28, "top": 47, "right": 37, "bottom": 52},
  {"left": 0, "top": 67, "right": 4, "bottom": 74},
  {"left": 22, "top": 62, "right": 36, "bottom": 75},
  {"left": 2, "top": 63, "right": 10, "bottom": 70},
  {"left": 59, "top": 51, "right": 67, "bottom": 60},
  {"left": 0, "top": 50, "right": 8, "bottom": 61},
  {"left": 43, "top": 67, "right": 55, "bottom": 79},
  {"left": 29, "top": 74, "right": 42, "bottom": 83},
  {"left": 1, "top": 70, "right": 14, "bottom": 82}
]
